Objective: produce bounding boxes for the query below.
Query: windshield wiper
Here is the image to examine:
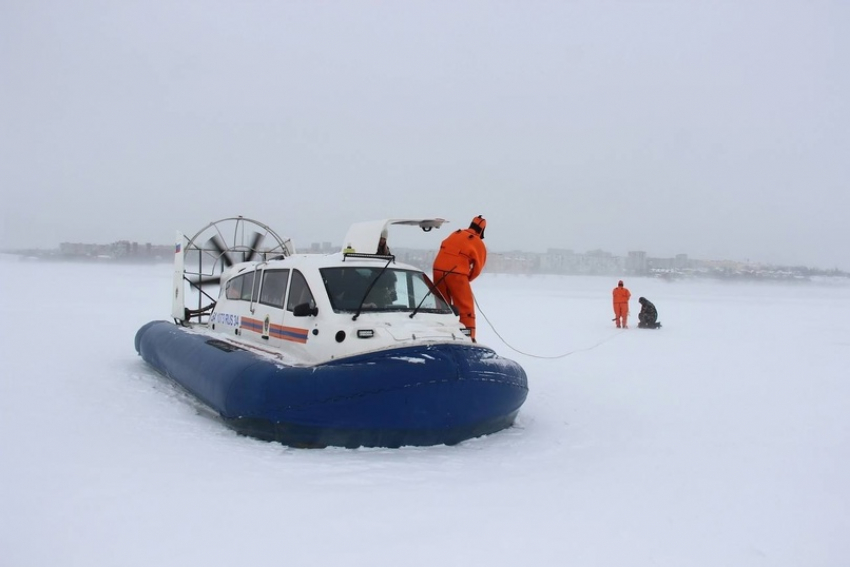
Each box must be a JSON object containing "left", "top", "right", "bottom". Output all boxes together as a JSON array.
[{"left": 352, "top": 258, "right": 394, "bottom": 321}]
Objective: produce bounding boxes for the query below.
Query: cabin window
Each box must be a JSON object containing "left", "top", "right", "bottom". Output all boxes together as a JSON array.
[
  {"left": 321, "top": 267, "right": 452, "bottom": 314},
  {"left": 241, "top": 272, "right": 256, "bottom": 302},
  {"left": 409, "top": 274, "right": 446, "bottom": 311},
  {"left": 225, "top": 272, "right": 256, "bottom": 301},
  {"left": 259, "top": 269, "right": 289, "bottom": 309},
  {"left": 287, "top": 270, "right": 315, "bottom": 312},
  {"left": 251, "top": 271, "right": 261, "bottom": 301},
  {"left": 225, "top": 277, "right": 242, "bottom": 300}
]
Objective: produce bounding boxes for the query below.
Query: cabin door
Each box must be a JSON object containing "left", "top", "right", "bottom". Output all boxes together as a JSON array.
[
  {"left": 250, "top": 268, "right": 290, "bottom": 346},
  {"left": 279, "top": 269, "right": 315, "bottom": 350}
]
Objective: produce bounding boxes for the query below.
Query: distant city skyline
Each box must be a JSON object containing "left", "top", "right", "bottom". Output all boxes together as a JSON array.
[{"left": 5, "top": 235, "right": 846, "bottom": 275}]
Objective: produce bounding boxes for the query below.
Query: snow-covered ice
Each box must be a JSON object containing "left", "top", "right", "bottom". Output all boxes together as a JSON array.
[{"left": 1, "top": 259, "right": 848, "bottom": 567}]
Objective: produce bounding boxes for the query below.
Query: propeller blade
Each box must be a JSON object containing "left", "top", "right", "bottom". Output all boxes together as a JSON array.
[
  {"left": 207, "top": 235, "right": 235, "bottom": 268},
  {"left": 243, "top": 231, "right": 265, "bottom": 262},
  {"left": 188, "top": 274, "right": 222, "bottom": 288}
]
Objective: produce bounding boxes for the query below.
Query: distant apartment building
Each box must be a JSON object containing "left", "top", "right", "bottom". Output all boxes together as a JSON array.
[
  {"left": 581, "top": 249, "right": 622, "bottom": 274},
  {"left": 487, "top": 251, "right": 539, "bottom": 274},
  {"left": 536, "top": 248, "right": 623, "bottom": 275},
  {"left": 540, "top": 248, "right": 577, "bottom": 273},
  {"left": 626, "top": 251, "right": 648, "bottom": 274},
  {"left": 306, "top": 242, "right": 337, "bottom": 254}
]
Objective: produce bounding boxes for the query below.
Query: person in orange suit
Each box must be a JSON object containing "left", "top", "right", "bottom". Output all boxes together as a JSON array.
[
  {"left": 433, "top": 216, "right": 487, "bottom": 341},
  {"left": 612, "top": 279, "right": 631, "bottom": 328}
]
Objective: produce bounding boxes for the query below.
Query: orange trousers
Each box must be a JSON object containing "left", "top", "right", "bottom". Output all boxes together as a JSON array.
[
  {"left": 614, "top": 303, "right": 629, "bottom": 328},
  {"left": 433, "top": 268, "right": 476, "bottom": 340}
]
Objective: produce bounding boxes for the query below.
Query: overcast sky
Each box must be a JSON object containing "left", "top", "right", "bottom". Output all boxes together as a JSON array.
[{"left": 1, "top": 1, "right": 848, "bottom": 269}]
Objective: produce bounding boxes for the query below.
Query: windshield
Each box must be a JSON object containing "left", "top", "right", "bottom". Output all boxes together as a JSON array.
[{"left": 321, "top": 267, "right": 452, "bottom": 314}]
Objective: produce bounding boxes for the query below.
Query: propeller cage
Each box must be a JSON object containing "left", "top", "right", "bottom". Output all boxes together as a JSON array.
[{"left": 180, "top": 217, "right": 292, "bottom": 322}]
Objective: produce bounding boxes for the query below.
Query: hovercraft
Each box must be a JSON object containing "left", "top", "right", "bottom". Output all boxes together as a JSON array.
[{"left": 135, "top": 217, "right": 528, "bottom": 448}]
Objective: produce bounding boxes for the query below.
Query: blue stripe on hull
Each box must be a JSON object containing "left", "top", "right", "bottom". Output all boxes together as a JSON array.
[{"left": 134, "top": 320, "right": 528, "bottom": 448}]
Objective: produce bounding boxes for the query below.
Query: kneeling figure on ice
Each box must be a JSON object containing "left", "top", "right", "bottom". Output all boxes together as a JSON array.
[{"left": 638, "top": 296, "right": 662, "bottom": 329}]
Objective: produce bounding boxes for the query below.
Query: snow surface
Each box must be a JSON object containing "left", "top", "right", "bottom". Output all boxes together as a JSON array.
[{"left": 2, "top": 259, "right": 849, "bottom": 567}]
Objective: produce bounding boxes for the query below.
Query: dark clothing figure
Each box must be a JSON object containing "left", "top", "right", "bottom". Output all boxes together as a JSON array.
[
  {"left": 637, "top": 297, "right": 662, "bottom": 329},
  {"left": 376, "top": 231, "right": 391, "bottom": 255}
]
